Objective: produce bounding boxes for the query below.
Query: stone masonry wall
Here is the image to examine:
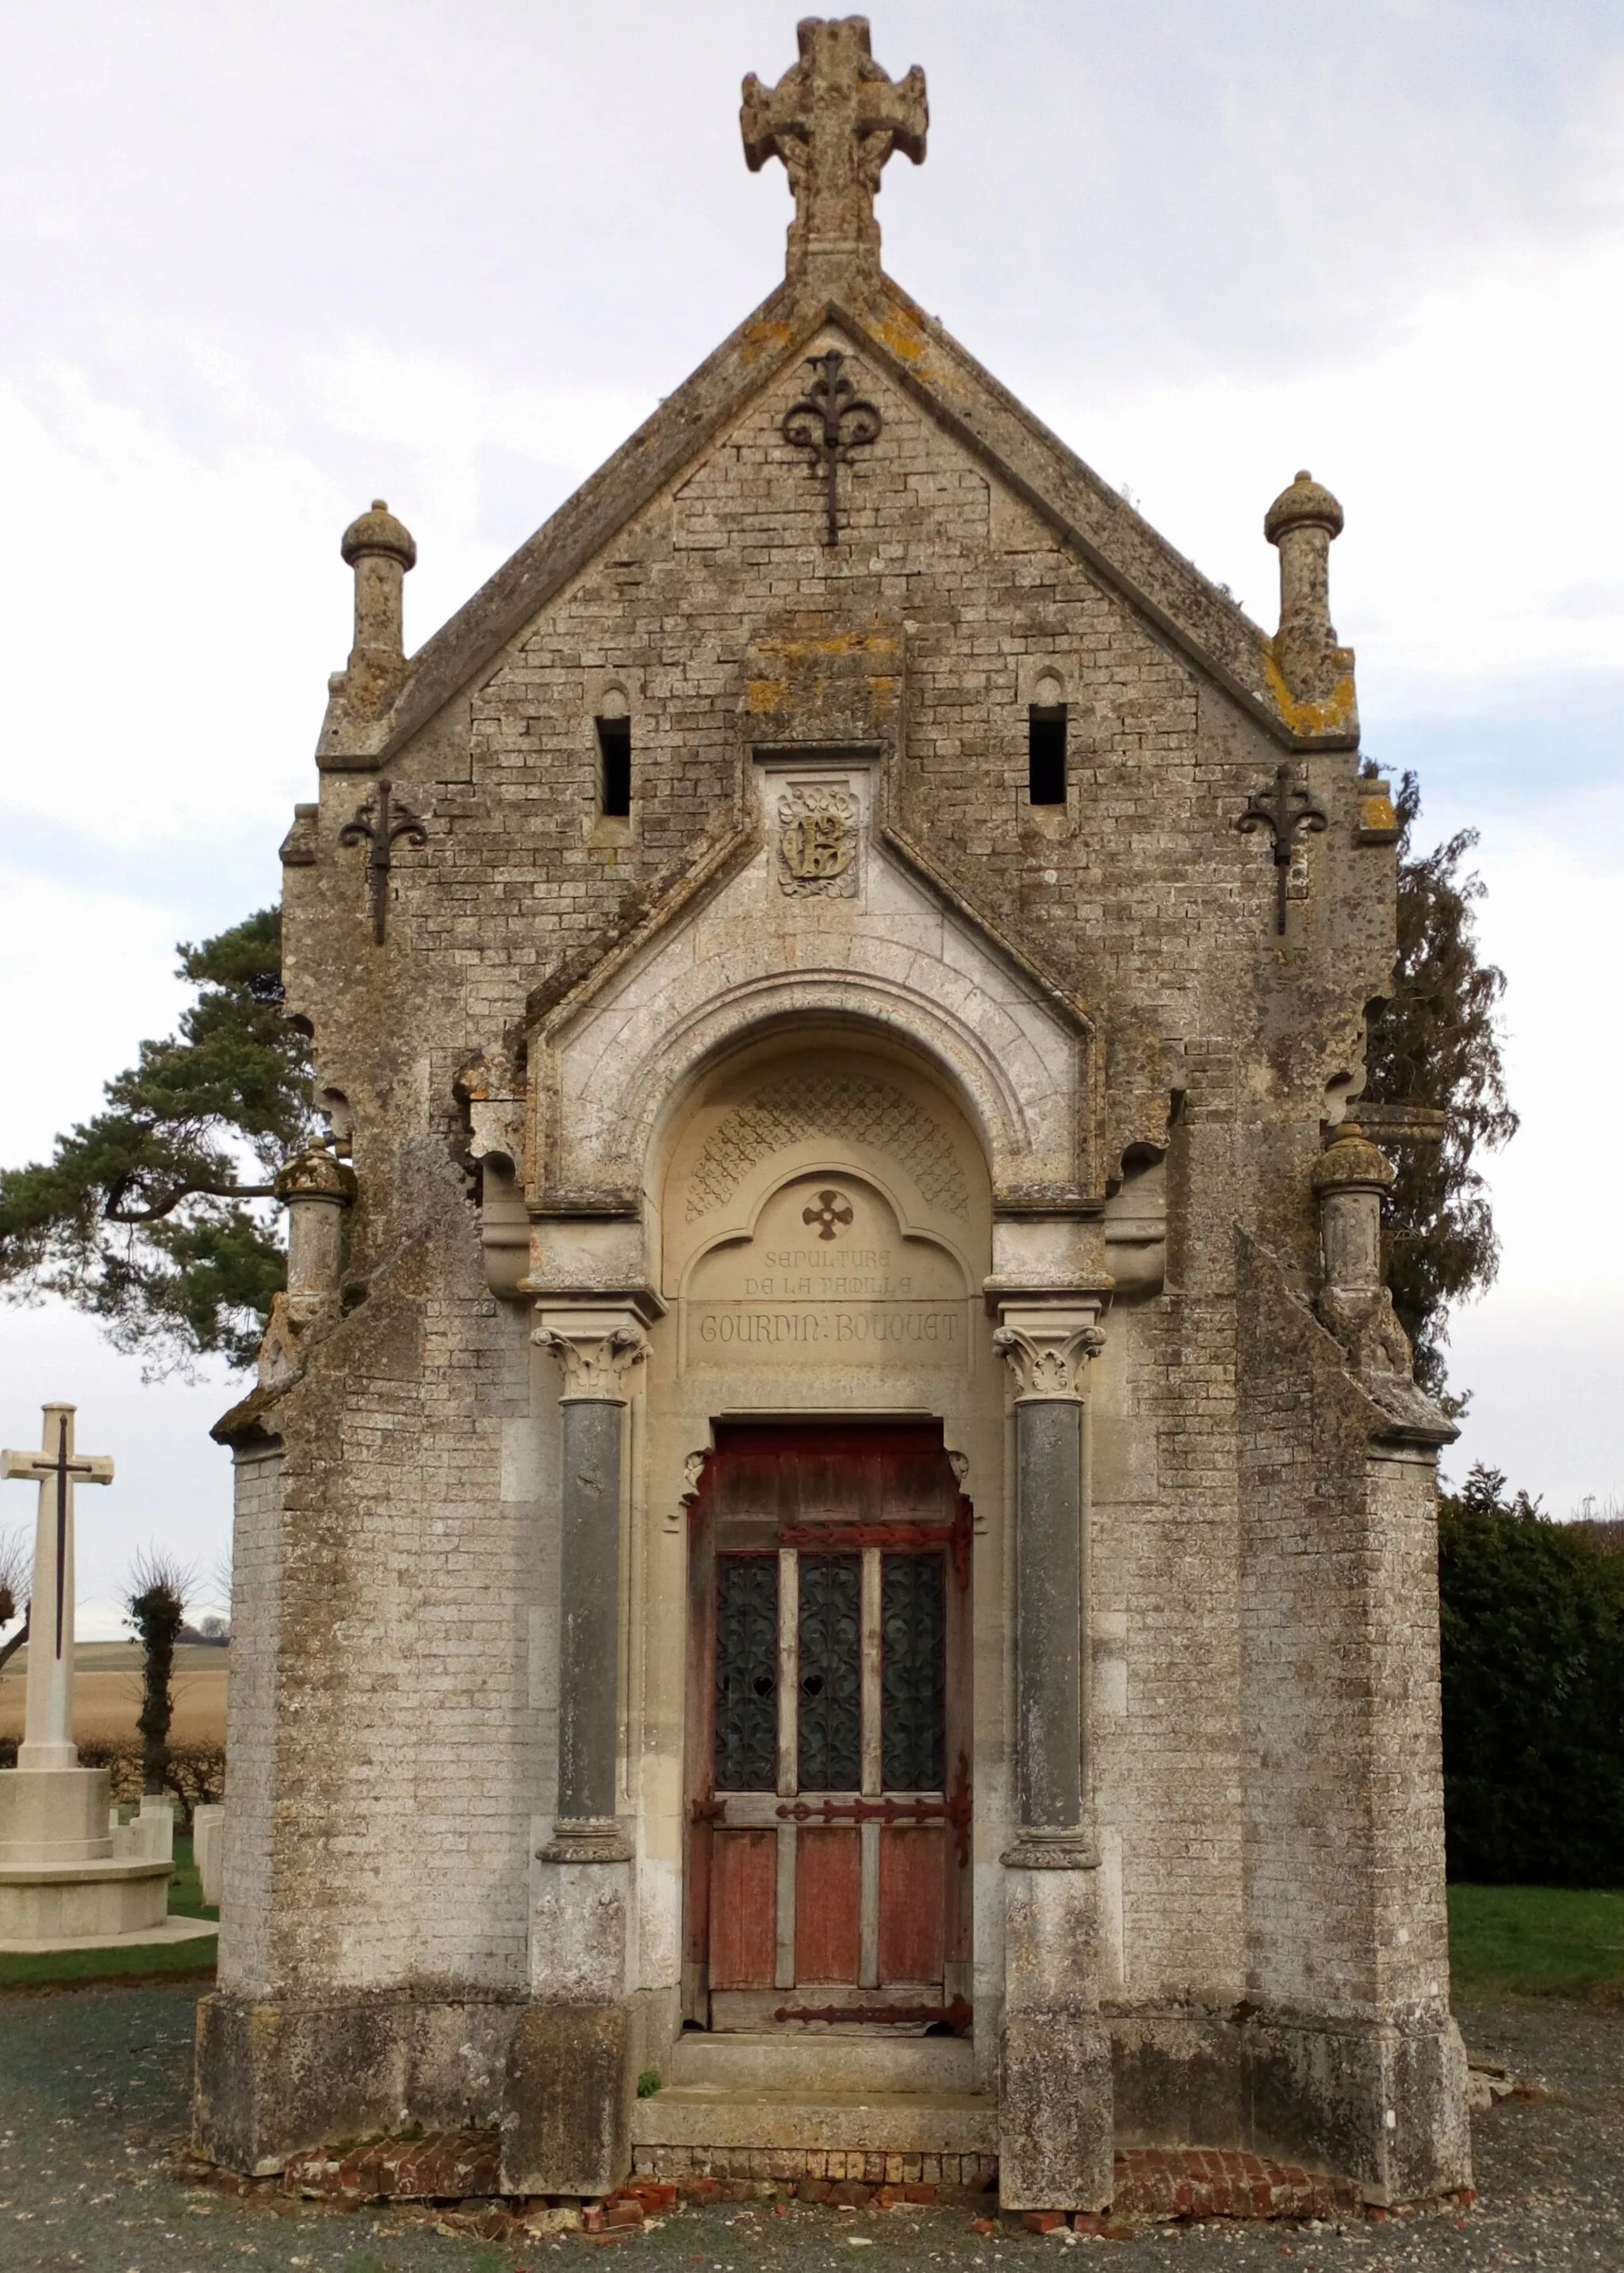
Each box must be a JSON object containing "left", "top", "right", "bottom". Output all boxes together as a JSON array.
[{"left": 252, "top": 319, "right": 1402, "bottom": 2016}]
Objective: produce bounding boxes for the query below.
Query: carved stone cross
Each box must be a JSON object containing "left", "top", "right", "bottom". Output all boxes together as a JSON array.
[
  {"left": 2, "top": 1404, "right": 113, "bottom": 1771},
  {"left": 742, "top": 16, "right": 927, "bottom": 274}
]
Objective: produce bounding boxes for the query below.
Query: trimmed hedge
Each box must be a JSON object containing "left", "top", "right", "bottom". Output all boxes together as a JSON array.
[
  {"left": 0, "top": 1737, "right": 224, "bottom": 1829},
  {"left": 1441, "top": 1467, "right": 1624, "bottom": 1886}
]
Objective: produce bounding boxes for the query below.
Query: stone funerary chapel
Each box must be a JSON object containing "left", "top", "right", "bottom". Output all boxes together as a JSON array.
[{"left": 198, "top": 17, "right": 1471, "bottom": 2217}]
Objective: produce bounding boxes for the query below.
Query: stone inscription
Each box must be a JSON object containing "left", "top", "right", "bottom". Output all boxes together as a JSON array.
[
  {"left": 692, "top": 1304, "right": 963, "bottom": 1351},
  {"left": 682, "top": 1178, "right": 970, "bottom": 1372}
]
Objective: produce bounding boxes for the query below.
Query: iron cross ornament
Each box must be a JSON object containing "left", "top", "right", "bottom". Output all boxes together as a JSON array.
[
  {"left": 782, "top": 350, "right": 882, "bottom": 543},
  {"left": 1235, "top": 764, "right": 1328, "bottom": 933},
  {"left": 340, "top": 779, "right": 427, "bottom": 943}
]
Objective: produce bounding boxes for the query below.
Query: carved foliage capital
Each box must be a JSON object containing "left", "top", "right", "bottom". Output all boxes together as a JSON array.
[
  {"left": 534, "top": 1314, "right": 649, "bottom": 1402},
  {"left": 993, "top": 1305, "right": 1106, "bottom": 1401}
]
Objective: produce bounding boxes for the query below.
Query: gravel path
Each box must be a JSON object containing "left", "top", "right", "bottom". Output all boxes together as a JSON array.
[{"left": 0, "top": 1985, "right": 1618, "bottom": 2272}]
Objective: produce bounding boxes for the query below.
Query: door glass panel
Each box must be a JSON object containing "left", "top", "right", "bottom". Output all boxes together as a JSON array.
[
  {"left": 797, "top": 1554, "right": 862, "bottom": 1792},
  {"left": 880, "top": 1553, "right": 946, "bottom": 1792},
  {"left": 714, "top": 1554, "right": 779, "bottom": 1791}
]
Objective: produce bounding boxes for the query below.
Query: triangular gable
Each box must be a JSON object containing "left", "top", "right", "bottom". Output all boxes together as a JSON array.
[{"left": 319, "top": 267, "right": 1354, "bottom": 777}]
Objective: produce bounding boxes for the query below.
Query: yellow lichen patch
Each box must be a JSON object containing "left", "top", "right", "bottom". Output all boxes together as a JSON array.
[
  {"left": 742, "top": 320, "right": 795, "bottom": 366},
  {"left": 756, "top": 630, "right": 900, "bottom": 661},
  {"left": 871, "top": 312, "right": 929, "bottom": 365},
  {"left": 1358, "top": 791, "right": 1398, "bottom": 835},
  {"left": 1260, "top": 638, "right": 1359, "bottom": 741},
  {"left": 746, "top": 678, "right": 789, "bottom": 713}
]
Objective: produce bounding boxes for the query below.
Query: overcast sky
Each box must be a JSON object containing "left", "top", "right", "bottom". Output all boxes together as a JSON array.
[{"left": 1, "top": 1, "right": 1620, "bottom": 1632}]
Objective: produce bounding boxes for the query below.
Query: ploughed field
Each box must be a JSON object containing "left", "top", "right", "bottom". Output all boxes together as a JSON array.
[
  {"left": 0, "top": 1640, "right": 228, "bottom": 1745},
  {"left": 0, "top": 1984, "right": 1618, "bottom": 2271}
]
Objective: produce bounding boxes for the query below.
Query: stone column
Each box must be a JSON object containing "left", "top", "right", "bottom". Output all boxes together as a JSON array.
[
  {"left": 1311, "top": 1129, "right": 1411, "bottom": 1377},
  {"left": 339, "top": 499, "right": 416, "bottom": 715},
  {"left": 1263, "top": 470, "right": 1346, "bottom": 705},
  {"left": 992, "top": 1301, "right": 1115, "bottom": 2214},
  {"left": 278, "top": 1145, "right": 354, "bottom": 1308},
  {"left": 504, "top": 1304, "right": 647, "bottom": 2198}
]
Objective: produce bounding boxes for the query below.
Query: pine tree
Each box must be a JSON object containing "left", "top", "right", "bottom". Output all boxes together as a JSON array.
[{"left": 0, "top": 910, "right": 316, "bottom": 1371}]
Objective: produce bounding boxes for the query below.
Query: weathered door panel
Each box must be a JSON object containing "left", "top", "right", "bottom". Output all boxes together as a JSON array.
[{"left": 688, "top": 1424, "right": 971, "bottom": 2033}]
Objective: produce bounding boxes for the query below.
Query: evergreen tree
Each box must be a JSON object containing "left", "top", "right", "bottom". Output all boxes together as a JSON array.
[
  {"left": 0, "top": 910, "right": 315, "bottom": 1371},
  {"left": 1439, "top": 1464, "right": 1624, "bottom": 1885},
  {"left": 1364, "top": 774, "right": 1519, "bottom": 1396},
  {"left": 124, "top": 1548, "right": 192, "bottom": 1796}
]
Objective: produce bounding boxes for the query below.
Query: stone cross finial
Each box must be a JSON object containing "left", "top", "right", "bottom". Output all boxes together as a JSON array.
[
  {"left": 742, "top": 17, "right": 927, "bottom": 278},
  {"left": 2, "top": 1405, "right": 113, "bottom": 1773}
]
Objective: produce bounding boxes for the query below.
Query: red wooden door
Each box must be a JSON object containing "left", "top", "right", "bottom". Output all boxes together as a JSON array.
[{"left": 684, "top": 1425, "right": 971, "bottom": 2033}]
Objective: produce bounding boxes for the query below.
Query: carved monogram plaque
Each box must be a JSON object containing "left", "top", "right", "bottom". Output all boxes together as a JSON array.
[{"left": 777, "top": 784, "right": 857, "bottom": 896}]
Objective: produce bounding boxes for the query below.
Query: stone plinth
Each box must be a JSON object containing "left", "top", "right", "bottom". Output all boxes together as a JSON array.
[
  {"left": 0, "top": 1764, "right": 114, "bottom": 1868},
  {"left": 0, "top": 1856, "right": 171, "bottom": 1941}
]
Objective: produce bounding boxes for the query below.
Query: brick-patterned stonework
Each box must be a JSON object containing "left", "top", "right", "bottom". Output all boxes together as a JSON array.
[
  {"left": 631, "top": 2147, "right": 1000, "bottom": 2193},
  {"left": 196, "top": 16, "right": 1466, "bottom": 2221},
  {"left": 1111, "top": 2148, "right": 1360, "bottom": 2221},
  {"left": 282, "top": 2133, "right": 501, "bottom": 2202},
  {"left": 280, "top": 2131, "right": 1362, "bottom": 2224}
]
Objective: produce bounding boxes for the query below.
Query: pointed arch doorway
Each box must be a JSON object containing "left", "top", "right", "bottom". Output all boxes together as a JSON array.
[{"left": 683, "top": 1422, "right": 972, "bottom": 2033}]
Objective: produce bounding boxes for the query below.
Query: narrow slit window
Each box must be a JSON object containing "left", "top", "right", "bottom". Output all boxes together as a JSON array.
[
  {"left": 1028, "top": 704, "right": 1067, "bottom": 807},
  {"left": 596, "top": 715, "right": 632, "bottom": 818}
]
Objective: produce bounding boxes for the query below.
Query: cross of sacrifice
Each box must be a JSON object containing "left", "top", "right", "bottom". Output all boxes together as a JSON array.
[
  {"left": 741, "top": 17, "right": 927, "bottom": 262},
  {"left": 2, "top": 1406, "right": 113, "bottom": 1771}
]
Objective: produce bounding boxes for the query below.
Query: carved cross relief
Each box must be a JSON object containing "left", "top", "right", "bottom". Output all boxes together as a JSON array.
[{"left": 741, "top": 17, "right": 927, "bottom": 269}]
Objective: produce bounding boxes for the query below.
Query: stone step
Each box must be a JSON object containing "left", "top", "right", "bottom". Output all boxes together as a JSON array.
[
  {"left": 668, "top": 2030, "right": 976, "bottom": 2094},
  {"left": 631, "top": 2085, "right": 998, "bottom": 2155}
]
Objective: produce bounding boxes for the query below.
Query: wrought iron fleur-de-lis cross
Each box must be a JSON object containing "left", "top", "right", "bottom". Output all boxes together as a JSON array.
[
  {"left": 339, "top": 778, "right": 427, "bottom": 943},
  {"left": 781, "top": 350, "right": 882, "bottom": 544},
  {"left": 1235, "top": 764, "right": 1328, "bottom": 933}
]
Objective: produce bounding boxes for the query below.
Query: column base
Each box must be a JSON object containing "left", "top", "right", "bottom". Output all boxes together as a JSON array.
[
  {"left": 540, "top": 1818, "right": 634, "bottom": 1864},
  {"left": 501, "top": 2001, "right": 632, "bottom": 2196}
]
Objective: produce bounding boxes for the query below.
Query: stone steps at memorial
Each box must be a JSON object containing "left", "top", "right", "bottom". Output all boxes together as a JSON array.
[
  {"left": 630, "top": 2083, "right": 998, "bottom": 2159},
  {"left": 668, "top": 2030, "right": 976, "bottom": 2094}
]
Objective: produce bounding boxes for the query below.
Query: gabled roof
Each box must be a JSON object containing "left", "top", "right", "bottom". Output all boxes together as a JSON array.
[{"left": 317, "top": 265, "right": 1357, "bottom": 774}]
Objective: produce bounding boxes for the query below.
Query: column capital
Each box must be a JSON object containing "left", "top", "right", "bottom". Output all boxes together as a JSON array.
[
  {"left": 993, "top": 1300, "right": 1106, "bottom": 1402},
  {"left": 533, "top": 1304, "right": 650, "bottom": 1403}
]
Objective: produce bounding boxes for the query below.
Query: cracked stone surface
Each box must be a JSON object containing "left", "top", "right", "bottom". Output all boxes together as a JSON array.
[{"left": 1, "top": 1985, "right": 1618, "bottom": 2271}]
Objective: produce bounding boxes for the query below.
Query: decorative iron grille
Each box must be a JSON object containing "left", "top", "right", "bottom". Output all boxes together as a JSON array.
[
  {"left": 714, "top": 1555, "right": 779, "bottom": 1791},
  {"left": 880, "top": 1554, "right": 946, "bottom": 1792},
  {"left": 797, "top": 1554, "right": 863, "bottom": 1792}
]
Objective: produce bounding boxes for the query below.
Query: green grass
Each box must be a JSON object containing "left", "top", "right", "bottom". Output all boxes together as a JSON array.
[
  {"left": 1449, "top": 1883, "right": 1624, "bottom": 1999},
  {"left": 0, "top": 1830, "right": 217, "bottom": 1991}
]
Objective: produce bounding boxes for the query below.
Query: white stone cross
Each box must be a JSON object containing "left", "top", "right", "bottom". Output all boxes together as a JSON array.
[{"left": 2, "top": 1405, "right": 113, "bottom": 1773}]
